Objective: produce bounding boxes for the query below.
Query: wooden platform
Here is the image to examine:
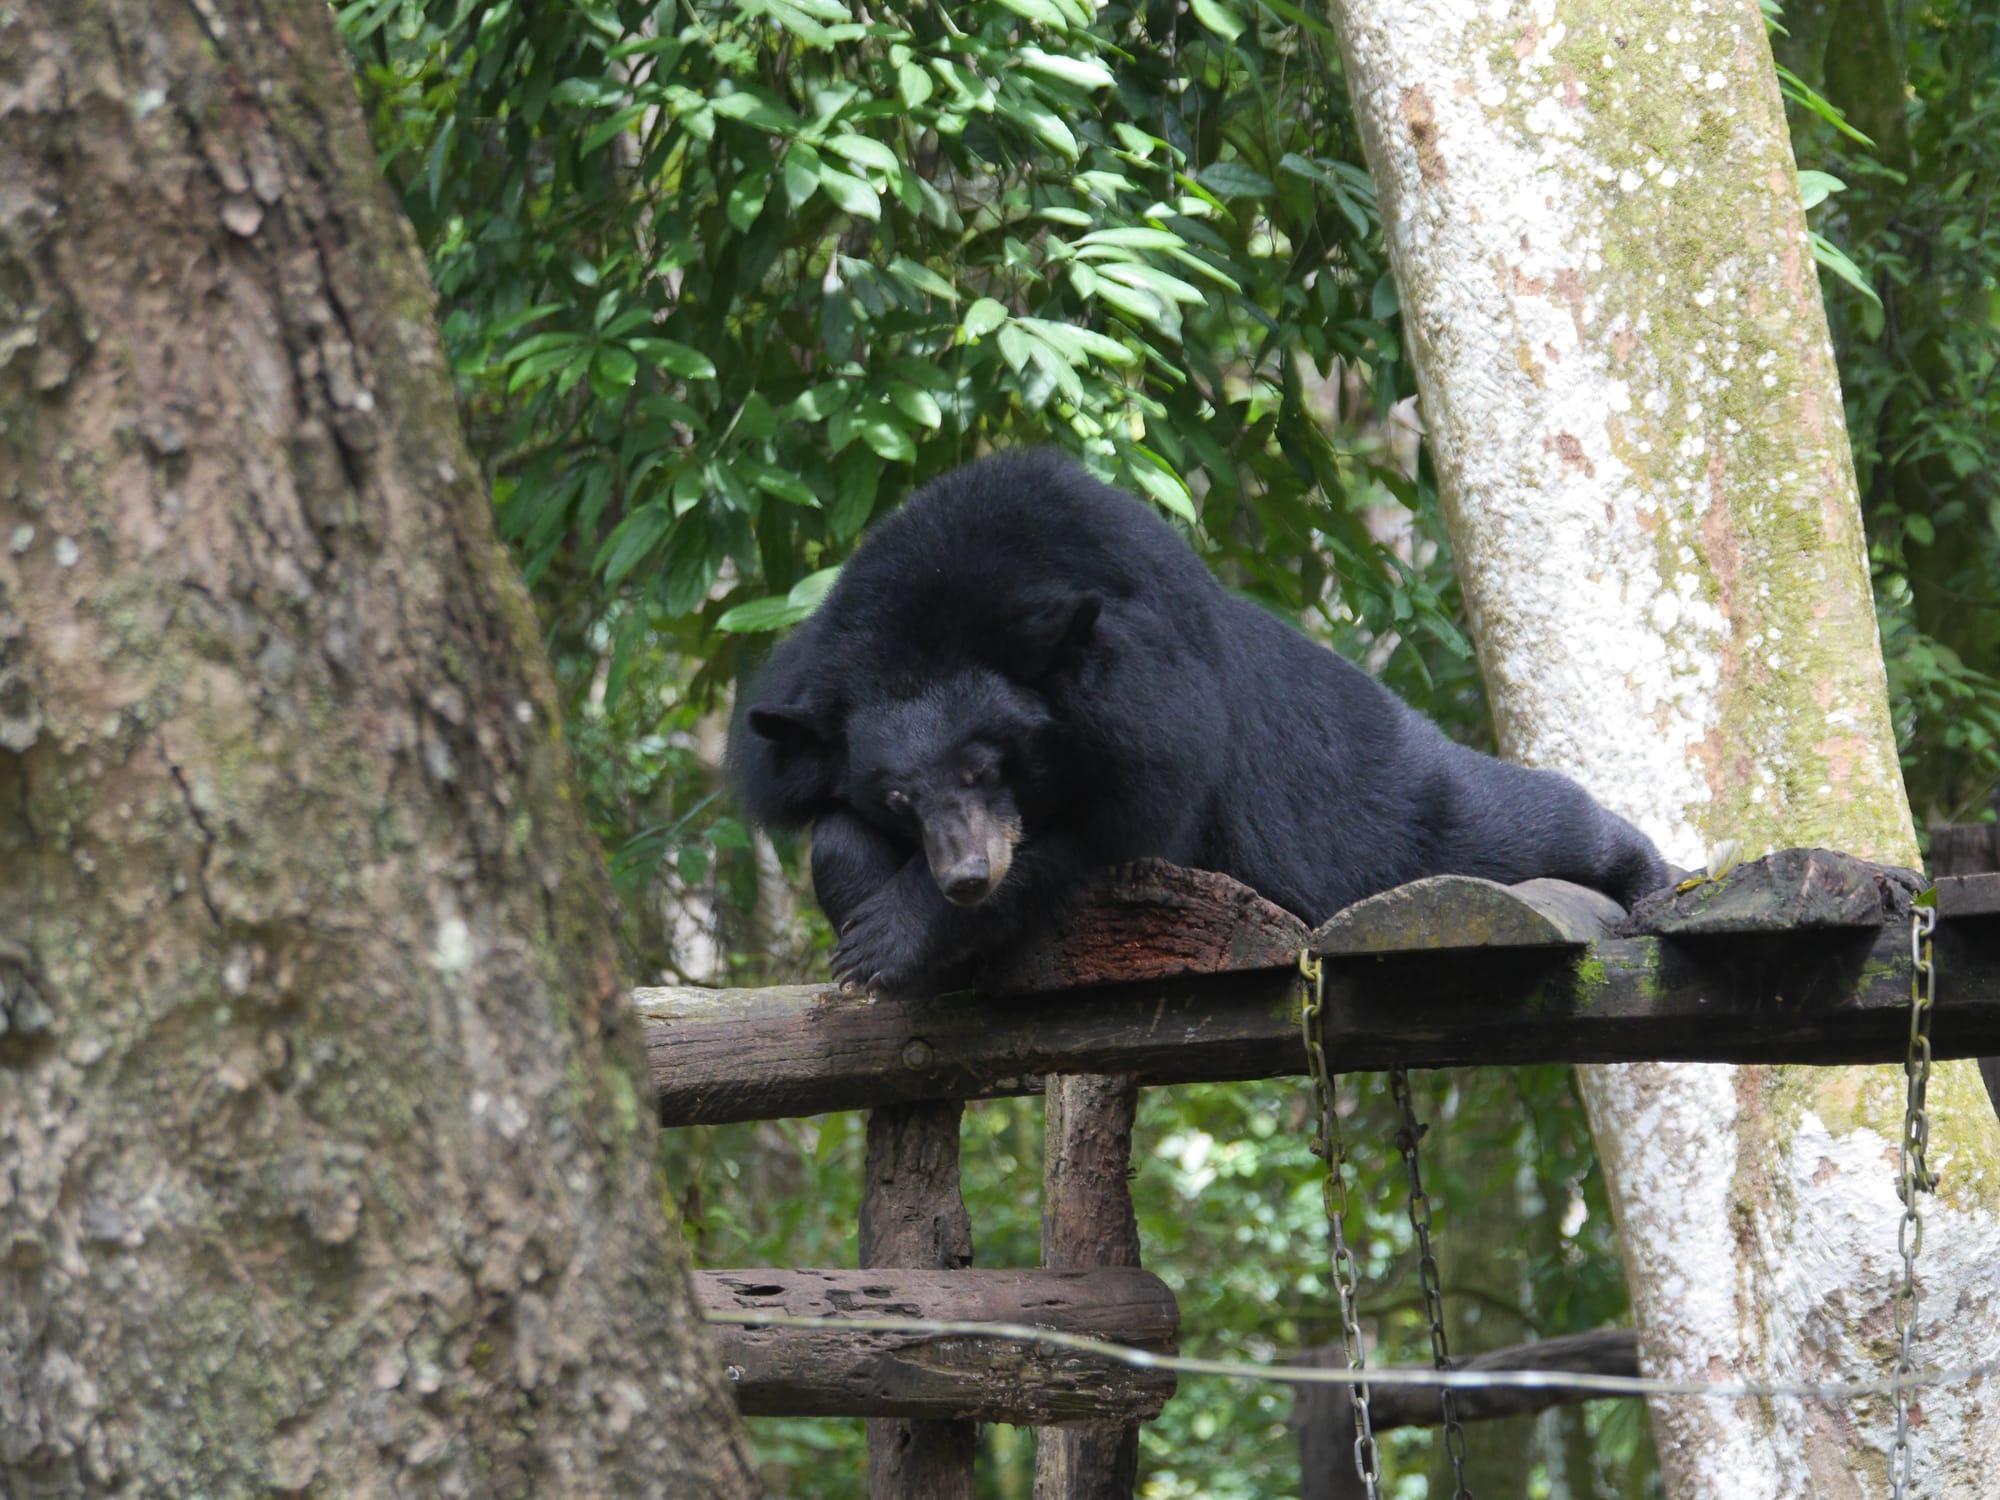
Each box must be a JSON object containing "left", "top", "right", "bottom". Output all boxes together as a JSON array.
[{"left": 639, "top": 851, "right": 2000, "bottom": 1126}]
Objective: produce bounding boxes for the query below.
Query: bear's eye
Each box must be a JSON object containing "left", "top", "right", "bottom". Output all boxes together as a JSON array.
[
  {"left": 884, "top": 789, "right": 912, "bottom": 815},
  {"left": 961, "top": 762, "right": 1000, "bottom": 789}
]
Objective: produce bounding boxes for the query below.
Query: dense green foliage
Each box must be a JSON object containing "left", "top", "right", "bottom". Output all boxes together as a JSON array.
[
  {"left": 337, "top": 0, "right": 1995, "bottom": 1494},
  {"left": 1785, "top": 0, "right": 2000, "bottom": 825}
]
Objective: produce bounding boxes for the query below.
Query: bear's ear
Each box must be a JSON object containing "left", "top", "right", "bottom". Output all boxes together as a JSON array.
[
  {"left": 748, "top": 704, "right": 834, "bottom": 748},
  {"left": 1035, "top": 592, "right": 1103, "bottom": 679}
]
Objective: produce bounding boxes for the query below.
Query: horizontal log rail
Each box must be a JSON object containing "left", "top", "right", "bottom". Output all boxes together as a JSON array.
[
  {"left": 1292, "top": 1329, "right": 1641, "bottom": 1433},
  {"left": 696, "top": 1267, "right": 1177, "bottom": 1423},
  {"left": 641, "top": 852, "right": 2000, "bottom": 1127}
]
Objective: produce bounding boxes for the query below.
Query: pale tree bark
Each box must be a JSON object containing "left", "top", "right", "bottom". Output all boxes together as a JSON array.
[
  {"left": 0, "top": 2, "right": 757, "bottom": 1494},
  {"left": 1328, "top": 0, "right": 2000, "bottom": 1495}
]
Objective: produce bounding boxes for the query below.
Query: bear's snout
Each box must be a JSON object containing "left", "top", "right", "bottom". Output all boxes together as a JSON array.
[{"left": 939, "top": 857, "right": 995, "bottom": 906}]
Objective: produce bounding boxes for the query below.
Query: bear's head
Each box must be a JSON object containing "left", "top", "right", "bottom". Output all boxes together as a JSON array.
[{"left": 754, "top": 666, "right": 1064, "bottom": 908}]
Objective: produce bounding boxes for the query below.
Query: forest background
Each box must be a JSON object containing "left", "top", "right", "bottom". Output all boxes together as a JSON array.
[{"left": 336, "top": 1, "right": 2000, "bottom": 1494}]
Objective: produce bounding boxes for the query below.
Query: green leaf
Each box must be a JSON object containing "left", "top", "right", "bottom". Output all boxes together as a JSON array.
[
  {"left": 595, "top": 501, "right": 673, "bottom": 586},
  {"left": 787, "top": 380, "right": 853, "bottom": 421},
  {"left": 1124, "top": 453, "right": 1197, "bottom": 522},
  {"left": 1370, "top": 274, "right": 1399, "bottom": 321},
  {"left": 1099, "top": 261, "right": 1208, "bottom": 306},
  {"left": 727, "top": 172, "right": 770, "bottom": 232},
  {"left": 782, "top": 142, "right": 823, "bottom": 208},
  {"left": 961, "top": 298, "right": 1009, "bottom": 340},
  {"left": 994, "top": 0, "right": 1071, "bottom": 30},
  {"left": 709, "top": 87, "right": 802, "bottom": 133},
  {"left": 1076, "top": 227, "right": 1187, "bottom": 252},
  {"left": 1196, "top": 160, "right": 1276, "bottom": 199},
  {"left": 743, "top": 460, "right": 820, "bottom": 506},
  {"left": 580, "top": 103, "right": 648, "bottom": 157},
  {"left": 626, "top": 338, "right": 718, "bottom": 380},
  {"left": 716, "top": 594, "right": 814, "bottom": 633},
  {"left": 593, "top": 344, "right": 639, "bottom": 389},
  {"left": 1010, "top": 96, "right": 1078, "bottom": 159},
  {"left": 887, "top": 256, "right": 959, "bottom": 302},
  {"left": 996, "top": 324, "right": 1034, "bottom": 373},
  {"left": 827, "top": 133, "right": 901, "bottom": 176},
  {"left": 1016, "top": 45, "right": 1114, "bottom": 90},
  {"left": 1016, "top": 317, "right": 1136, "bottom": 368},
  {"left": 1810, "top": 230, "right": 1882, "bottom": 308},
  {"left": 788, "top": 566, "right": 841, "bottom": 609},
  {"left": 860, "top": 412, "right": 917, "bottom": 463},
  {"left": 1797, "top": 169, "right": 1846, "bottom": 211},
  {"left": 890, "top": 383, "right": 943, "bottom": 428},
  {"left": 897, "top": 61, "right": 934, "bottom": 109},
  {"left": 1905, "top": 513, "right": 1936, "bottom": 547},
  {"left": 818, "top": 163, "right": 882, "bottom": 219},
  {"left": 1188, "top": 0, "right": 1246, "bottom": 41}
]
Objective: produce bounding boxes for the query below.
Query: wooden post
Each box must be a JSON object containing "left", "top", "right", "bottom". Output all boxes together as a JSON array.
[
  {"left": 1034, "top": 1074, "right": 1149, "bottom": 1500},
  {"left": 1291, "top": 1348, "right": 1370, "bottom": 1500},
  {"left": 1926, "top": 824, "right": 2000, "bottom": 1117},
  {"left": 860, "top": 1101, "right": 976, "bottom": 1500}
]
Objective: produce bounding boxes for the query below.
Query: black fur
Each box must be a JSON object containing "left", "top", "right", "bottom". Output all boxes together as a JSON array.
[{"left": 730, "top": 451, "right": 1667, "bottom": 992}]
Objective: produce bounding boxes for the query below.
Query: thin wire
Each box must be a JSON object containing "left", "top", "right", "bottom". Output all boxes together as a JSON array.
[{"left": 704, "top": 1308, "right": 1998, "bottom": 1402}]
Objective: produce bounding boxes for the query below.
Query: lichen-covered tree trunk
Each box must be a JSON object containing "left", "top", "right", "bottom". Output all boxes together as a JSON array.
[
  {"left": 1327, "top": 0, "right": 2000, "bottom": 1494},
  {"left": 0, "top": 2, "right": 758, "bottom": 1494}
]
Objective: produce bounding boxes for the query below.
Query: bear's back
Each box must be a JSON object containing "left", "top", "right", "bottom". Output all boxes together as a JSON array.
[{"left": 814, "top": 450, "right": 1220, "bottom": 689}]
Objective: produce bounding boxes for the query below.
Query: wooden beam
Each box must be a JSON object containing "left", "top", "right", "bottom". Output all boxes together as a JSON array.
[
  {"left": 1362, "top": 1329, "right": 1639, "bottom": 1429},
  {"left": 697, "top": 1268, "right": 1178, "bottom": 1424},
  {"left": 1291, "top": 1331, "right": 1641, "bottom": 1500},
  {"left": 641, "top": 852, "right": 2000, "bottom": 1128}
]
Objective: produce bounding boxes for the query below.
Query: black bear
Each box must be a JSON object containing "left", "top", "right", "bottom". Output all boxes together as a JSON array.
[{"left": 730, "top": 450, "right": 1666, "bottom": 993}]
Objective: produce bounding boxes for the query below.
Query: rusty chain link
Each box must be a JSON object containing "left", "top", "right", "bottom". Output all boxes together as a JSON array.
[
  {"left": 1390, "top": 1067, "right": 1472, "bottom": 1498},
  {"left": 1300, "top": 952, "right": 1380, "bottom": 1497},
  {"left": 1889, "top": 898, "right": 1938, "bottom": 1498}
]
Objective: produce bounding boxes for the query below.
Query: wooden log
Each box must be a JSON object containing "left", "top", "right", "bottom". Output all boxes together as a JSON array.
[
  {"left": 1291, "top": 1331, "right": 1640, "bottom": 1500},
  {"left": 1034, "top": 1075, "right": 1149, "bottom": 1500},
  {"left": 641, "top": 922, "right": 2000, "bottom": 1127},
  {"left": 861, "top": 1102, "right": 975, "bottom": 1500},
  {"left": 1310, "top": 875, "right": 1620, "bottom": 956},
  {"left": 1364, "top": 1329, "right": 1639, "bottom": 1429},
  {"left": 697, "top": 1268, "right": 1177, "bottom": 1423},
  {"left": 1627, "top": 847, "right": 1913, "bottom": 936},
  {"left": 984, "top": 861, "right": 1305, "bottom": 994}
]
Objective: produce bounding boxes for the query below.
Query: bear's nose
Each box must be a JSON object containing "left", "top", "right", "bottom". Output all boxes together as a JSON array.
[{"left": 941, "top": 858, "right": 993, "bottom": 906}]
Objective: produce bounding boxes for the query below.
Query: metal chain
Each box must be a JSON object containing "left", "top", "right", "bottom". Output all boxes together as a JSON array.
[
  {"left": 1889, "top": 899, "right": 1938, "bottom": 1498},
  {"left": 1299, "top": 952, "right": 1381, "bottom": 1497},
  {"left": 1390, "top": 1067, "right": 1473, "bottom": 1499}
]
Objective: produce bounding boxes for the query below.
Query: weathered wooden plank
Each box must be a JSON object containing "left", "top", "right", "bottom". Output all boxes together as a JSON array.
[
  {"left": 985, "top": 861, "right": 1305, "bottom": 994},
  {"left": 1930, "top": 825, "right": 2000, "bottom": 879},
  {"left": 1628, "top": 847, "right": 1910, "bottom": 936},
  {"left": 642, "top": 915, "right": 2000, "bottom": 1125},
  {"left": 860, "top": 1102, "right": 974, "bottom": 1499},
  {"left": 698, "top": 1268, "right": 1178, "bottom": 1423},
  {"left": 1934, "top": 871, "right": 2000, "bottom": 919},
  {"left": 1035, "top": 1075, "right": 1148, "bottom": 1500},
  {"left": 1309, "top": 875, "right": 1619, "bottom": 956}
]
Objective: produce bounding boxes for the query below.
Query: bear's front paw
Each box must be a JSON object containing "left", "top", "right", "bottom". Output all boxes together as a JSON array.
[{"left": 831, "top": 900, "right": 933, "bottom": 996}]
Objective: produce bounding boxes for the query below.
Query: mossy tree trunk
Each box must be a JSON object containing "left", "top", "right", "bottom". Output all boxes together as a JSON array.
[
  {"left": 1328, "top": 0, "right": 2000, "bottom": 1493},
  {"left": 0, "top": 2, "right": 757, "bottom": 1494}
]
